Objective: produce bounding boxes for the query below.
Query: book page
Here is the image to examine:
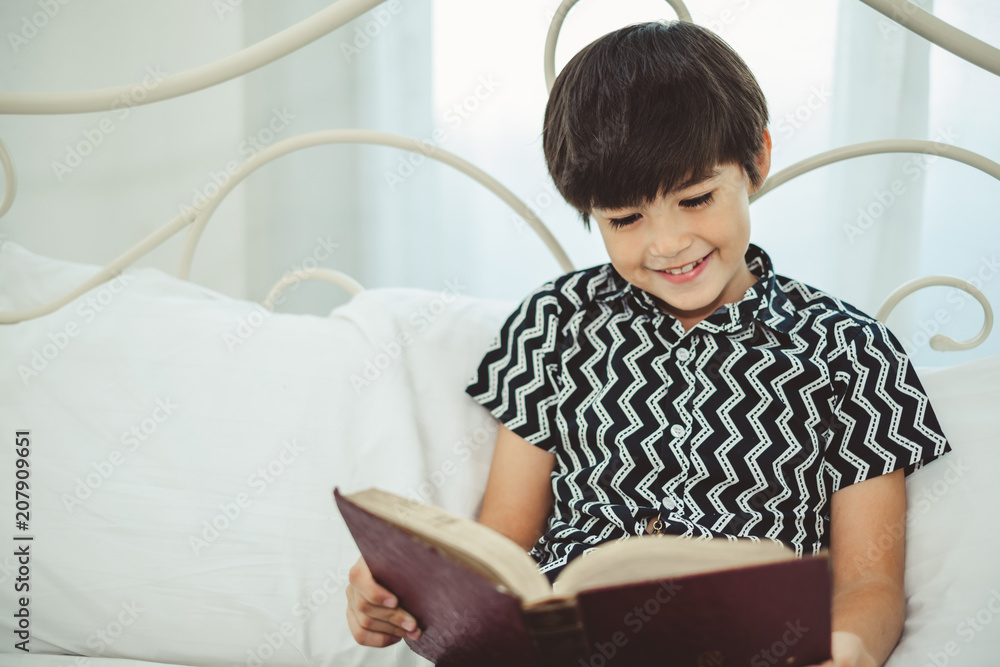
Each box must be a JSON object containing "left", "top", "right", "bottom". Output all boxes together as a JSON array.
[
  {"left": 342, "top": 488, "right": 554, "bottom": 602},
  {"left": 554, "top": 535, "right": 799, "bottom": 595}
]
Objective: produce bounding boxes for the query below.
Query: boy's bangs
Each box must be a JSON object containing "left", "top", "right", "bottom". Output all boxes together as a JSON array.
[
  {"left": 580, "top": 99, "right": 731, "bottom": 213},
  {"left": 583, "top": 142, "right": 724, "bottom": 214}
]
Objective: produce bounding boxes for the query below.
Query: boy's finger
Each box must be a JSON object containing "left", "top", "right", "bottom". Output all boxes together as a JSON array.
[
  {"left": 355, "top": 609, "right": 420, "bottom": 639},
  {"left": 346, "top": 585, "right": 420, "bottom": 633},
  {"left": 349, "top": 558, "right": 399, "bottom": 607},
  {"left": 346, "top": 607, "right": 404, "bottom": 647}
]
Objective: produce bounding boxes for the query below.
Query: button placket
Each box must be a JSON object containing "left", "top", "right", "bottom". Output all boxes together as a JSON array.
[
  {"left": 667, "top": 339, "right": 695, "bottom": 521},
  {"left": 659, "top": 339, "right": 693, "bottom": 523}
]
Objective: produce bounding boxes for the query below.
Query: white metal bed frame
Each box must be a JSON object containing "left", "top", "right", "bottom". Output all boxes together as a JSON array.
[{"left": 0, "top": 0, "right": 994, "bottom": 352}]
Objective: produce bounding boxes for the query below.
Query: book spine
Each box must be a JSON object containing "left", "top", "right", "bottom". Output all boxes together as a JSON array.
[{"left": 523, "top": 599, "right": 589, "bottom": 667}]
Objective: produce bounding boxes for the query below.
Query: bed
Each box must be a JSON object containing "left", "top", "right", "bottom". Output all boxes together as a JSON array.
[{"left": 1, "top": 0, "right": 998, "bottom": 665}]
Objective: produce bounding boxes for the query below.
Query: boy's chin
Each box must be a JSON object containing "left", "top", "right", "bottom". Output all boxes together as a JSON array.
[{"left": 648, "top": 290, "right": 722, "bottom": 321}]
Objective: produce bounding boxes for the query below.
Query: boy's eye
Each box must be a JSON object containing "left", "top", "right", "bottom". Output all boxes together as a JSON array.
[
  {"left": 679, "top": 192, "right": 714, "bottom": 209},
  {"left": 605, "top": 192, "right": 712, "bottom": 227},
  {"left": 608, "top": 213, "right": 641, "bottom": 229}
]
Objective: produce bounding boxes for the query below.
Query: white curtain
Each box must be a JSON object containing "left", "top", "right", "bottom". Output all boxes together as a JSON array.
[
  {"left": 820, "top": 0, "right": 1000, "bottom": 367},
  {"left": 240, "top": 0, "right": 434, "bottom": 313}
]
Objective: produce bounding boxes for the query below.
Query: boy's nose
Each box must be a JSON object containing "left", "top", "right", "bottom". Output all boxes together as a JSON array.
[{"left": 646, "top": 219, "right": 693, "bottom": 259}]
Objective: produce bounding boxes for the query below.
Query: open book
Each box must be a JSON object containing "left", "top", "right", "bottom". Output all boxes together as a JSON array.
[{"left": 335, "top": 487, "right": 831, "bottom": 667}]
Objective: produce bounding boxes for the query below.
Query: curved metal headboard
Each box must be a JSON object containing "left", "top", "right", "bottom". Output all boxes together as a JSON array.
[
  {"left": 751, "top": 140, "right": 997, "bottom": 351},
  {"left": 0, "top": 132, "right": 573, "bottom": 324},
  {"left": 0, "top": 0, "right": 574, "bottom": 324},
  {"left": 543, "top": 0, "right": 693, "bottom": 92},
  {"left": 857, "top": 0, "right": 1000, "bottom": 77},
  {"left": 0, "top": 0, "right": 385, "bottom": 114}
]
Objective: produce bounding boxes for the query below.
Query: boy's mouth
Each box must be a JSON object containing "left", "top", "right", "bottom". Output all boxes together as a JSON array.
[
  {"left": 662, "top": 255, "right": 707, "bottom": 275},
  {"left": 653, "top": 252, "right": 711, "bottom": 283}
]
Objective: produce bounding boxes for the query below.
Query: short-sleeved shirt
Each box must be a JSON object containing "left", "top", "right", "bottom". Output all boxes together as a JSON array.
[{"left": 465, "top": 244, "right": 950, "bottom": 580}]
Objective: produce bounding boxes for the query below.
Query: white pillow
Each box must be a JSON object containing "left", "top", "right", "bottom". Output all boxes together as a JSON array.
[
  {"left": 0, "top": 242, "right": 514, "bottom": 667},
  {"left": 887, "top": 356, "right": 1000, "bottom": 665}
]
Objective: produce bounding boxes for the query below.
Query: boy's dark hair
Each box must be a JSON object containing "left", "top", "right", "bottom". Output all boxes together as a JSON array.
[{"left": 543, "top": 21, "right": 769, "bottom": 227}]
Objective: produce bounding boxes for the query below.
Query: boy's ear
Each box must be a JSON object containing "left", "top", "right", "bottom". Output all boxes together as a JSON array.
[{"left": 749, "top": 129, "right": 772, "bottom": 194}]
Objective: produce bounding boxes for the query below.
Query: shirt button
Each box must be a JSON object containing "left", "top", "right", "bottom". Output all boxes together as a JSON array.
[
  {"left": 662, "top": 497, "right": 677, "bottom": 511},
  {"left": 670, "top": 424, "right": 685, "bottom": 438},
  {"left": 675, "top": 348, "right": 691, "bottom": 362}
]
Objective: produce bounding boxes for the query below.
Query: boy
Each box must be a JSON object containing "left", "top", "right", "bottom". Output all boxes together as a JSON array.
[{"left": 346, "top": 21, "right": 950, "bottom": 666}]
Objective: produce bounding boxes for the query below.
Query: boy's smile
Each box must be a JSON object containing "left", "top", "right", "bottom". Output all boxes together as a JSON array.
[
  {"left": 591, "top": 156, "right": 769, "bottom": 331},
  {"left": 654, "top": 251, "right": 711, "bottom": 282}
]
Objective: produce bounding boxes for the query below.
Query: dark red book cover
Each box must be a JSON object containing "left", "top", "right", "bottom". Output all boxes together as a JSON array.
[
  {"left": 335, "top": 489, "right": 545, "bottom": 667},
  {"left": 572, "top": 557, "right": 831, "bottom": 666},
  {"left": 335, "top": 489, "right": 832, "bottom": 667}
]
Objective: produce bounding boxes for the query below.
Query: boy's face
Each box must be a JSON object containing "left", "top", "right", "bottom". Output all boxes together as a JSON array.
[{"left": 591, "top": 159, "right": 764, "bottom": 330}]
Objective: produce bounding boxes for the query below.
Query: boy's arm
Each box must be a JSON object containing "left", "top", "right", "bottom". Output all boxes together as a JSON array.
[
  {"left": 477, "top": 423, "right": 556, "bottom": 550},
  {"left": 808, "top": 468, "right": 907, "bottom": 667}
]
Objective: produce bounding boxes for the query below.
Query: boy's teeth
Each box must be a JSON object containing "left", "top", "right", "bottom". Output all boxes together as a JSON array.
[{"left": 666, "top": 258, "right": 702, "bottom": 275}]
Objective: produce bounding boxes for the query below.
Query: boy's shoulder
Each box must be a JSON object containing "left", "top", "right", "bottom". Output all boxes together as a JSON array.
[
  {"left": 768, "top": 272, "right": 905, "bottom": 360},
  {"left": 519, "top": 263, "right": 620, "bottom": 313},
  {"left": 771, "top": 272, "right": 880, "bottom": 331}
]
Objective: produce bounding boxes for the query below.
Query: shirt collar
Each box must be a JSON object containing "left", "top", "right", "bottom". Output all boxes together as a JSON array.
[{"left": 593, "top": 244, "right": 798, "bottom": 336}]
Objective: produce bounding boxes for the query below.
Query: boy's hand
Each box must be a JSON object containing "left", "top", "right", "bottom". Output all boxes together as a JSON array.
[
  {"left": 805, "top": 631, "right": 878, "bottom": 667},
  {"left": 345, "top": 556, "right": 422, "bottom": 647}
]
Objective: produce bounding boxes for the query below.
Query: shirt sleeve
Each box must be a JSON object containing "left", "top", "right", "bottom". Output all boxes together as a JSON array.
[
  {"left": 465, "top": 283, "right": 565, "bottom": 452},
  {"left": 824, "top": 321, "right": 951, "bottom": 493}
]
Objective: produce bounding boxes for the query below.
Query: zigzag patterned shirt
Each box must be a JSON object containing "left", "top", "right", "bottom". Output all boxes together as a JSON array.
[{"left": 466, "top": 244, "right": 950, "bottom": 579}]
